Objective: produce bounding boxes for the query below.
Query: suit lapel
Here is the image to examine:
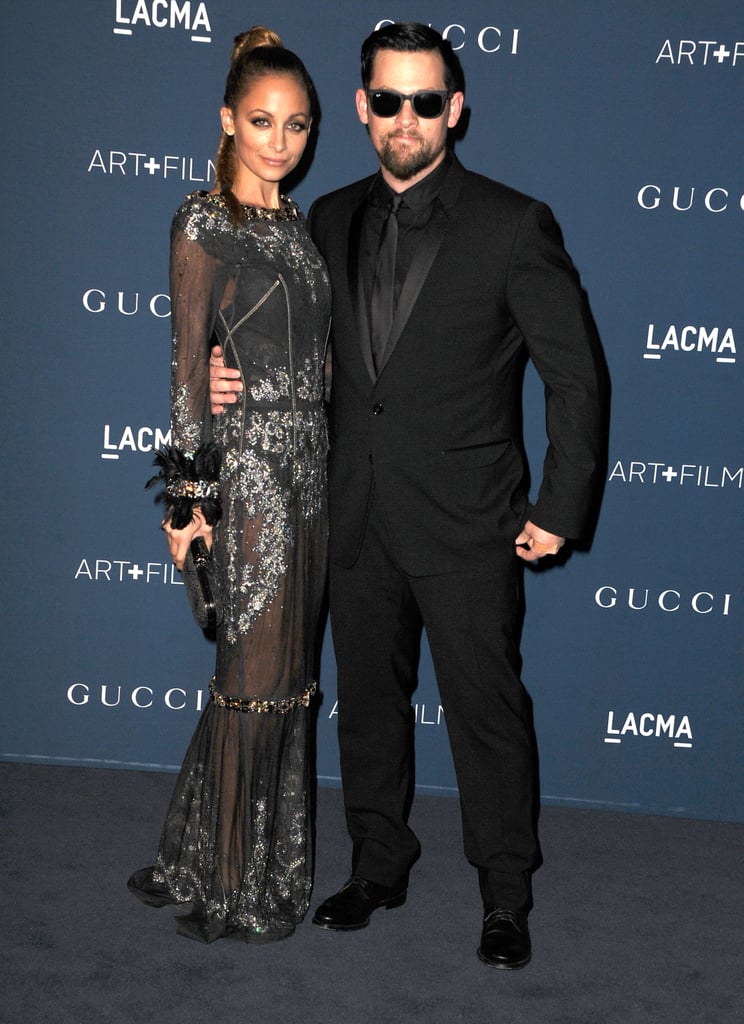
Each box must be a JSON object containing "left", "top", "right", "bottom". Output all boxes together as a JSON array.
[
  {"left": 346, "top": 187, "right": 377, "bottom": 383},
  {"left": 377, "top": 157, "right": 465, "bottom": 376},
  {"left": 377, "top": 202, "right": 449, "bottom": 374}
]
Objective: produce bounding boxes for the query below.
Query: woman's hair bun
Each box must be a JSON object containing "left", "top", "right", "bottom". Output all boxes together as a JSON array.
[{"left": 231, "top": 26, "right": 283, "bottom": 65}]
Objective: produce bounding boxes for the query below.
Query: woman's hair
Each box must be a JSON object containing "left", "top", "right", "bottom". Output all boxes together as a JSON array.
[{"left": 214, "top": 26, "right": 318, "bottom": 220}]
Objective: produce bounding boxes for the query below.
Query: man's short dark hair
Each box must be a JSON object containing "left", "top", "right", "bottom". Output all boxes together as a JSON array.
[{"left": 360, "top": 22, "right": 465, "bottom": 95}]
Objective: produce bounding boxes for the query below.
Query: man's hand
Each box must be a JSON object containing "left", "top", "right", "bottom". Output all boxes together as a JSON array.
[
  {"left": 515, "top": 520, "right": 565, "bottom": 563},
  {"left": 209, "top": 344, "right": 242, "bottom": 414}
]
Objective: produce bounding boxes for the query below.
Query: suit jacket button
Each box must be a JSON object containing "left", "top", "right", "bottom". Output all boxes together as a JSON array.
[{"left": 373, "top": 403, "right": 384, "bottom": 415}]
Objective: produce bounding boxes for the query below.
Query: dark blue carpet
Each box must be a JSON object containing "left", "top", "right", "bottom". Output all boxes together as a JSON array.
[{"left": 1, "top": 763, "right": 741, "bottom": 1024}]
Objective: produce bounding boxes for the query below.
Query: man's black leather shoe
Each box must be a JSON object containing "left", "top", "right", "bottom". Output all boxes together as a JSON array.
[
  {"left": 477, "top": 908, "right": 532, "bottom": 969},
  {"left": 312, "top": 877, "right": 407, "bottom": 930}
]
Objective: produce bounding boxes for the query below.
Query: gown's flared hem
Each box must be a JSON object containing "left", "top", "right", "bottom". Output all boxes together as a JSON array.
[{"left": 127, "top": 866, "right": 299, "bottom": 944}]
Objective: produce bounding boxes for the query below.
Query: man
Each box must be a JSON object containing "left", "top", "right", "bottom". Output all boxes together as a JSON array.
[{"left": 211, "top": 23, "right": 607, "bottom": 969}]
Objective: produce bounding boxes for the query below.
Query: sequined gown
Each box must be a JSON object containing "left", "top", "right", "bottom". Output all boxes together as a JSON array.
[{"left": 128, "top": 191, "right": 330, "bottom": 943}]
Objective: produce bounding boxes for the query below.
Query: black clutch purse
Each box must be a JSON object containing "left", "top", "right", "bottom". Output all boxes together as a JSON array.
[{"left": 181, "top": 537, "right": 224, "bottom": 632}]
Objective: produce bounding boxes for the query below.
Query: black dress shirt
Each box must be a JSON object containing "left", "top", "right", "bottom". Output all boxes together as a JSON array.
[{"left": 361, "top": 151, "right": 454, "bottom": 325}]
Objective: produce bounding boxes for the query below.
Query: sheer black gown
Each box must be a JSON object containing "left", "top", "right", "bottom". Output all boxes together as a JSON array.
[{"left": 128, "top": 191, "right": 330, "bottom": 943}]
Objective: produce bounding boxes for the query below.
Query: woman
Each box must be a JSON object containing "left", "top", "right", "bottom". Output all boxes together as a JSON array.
[{"left": 127, "top": 27, "right": 330, "bottom": 944}]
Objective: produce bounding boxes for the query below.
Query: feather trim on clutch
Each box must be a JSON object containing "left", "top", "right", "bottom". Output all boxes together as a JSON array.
[{"left": 146, "top": 443, "right": 222, "bottom": 529}]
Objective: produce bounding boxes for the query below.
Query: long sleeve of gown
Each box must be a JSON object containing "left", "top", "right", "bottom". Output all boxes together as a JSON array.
[{"left": 163, "top": 202, "right": 228, "bottom": 527}]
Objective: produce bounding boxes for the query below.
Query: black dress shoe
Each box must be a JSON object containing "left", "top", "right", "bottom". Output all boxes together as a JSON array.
[
  {"left": 312, "top": 877, "right": 407, "bottom": 930},
  {"left": 477, "top": 908, "right": 532, "bottom": 969}
]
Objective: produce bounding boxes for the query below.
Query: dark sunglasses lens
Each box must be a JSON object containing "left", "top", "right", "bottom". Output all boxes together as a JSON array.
[
  {"left": 369, "top": 91, "right": 448, "bottom": 118},
  {"left": 412, "top": 92, "right": 447, "bottom": 118},
  {"left": 370, "top": 91, "right": 402, "bottom": 117}
]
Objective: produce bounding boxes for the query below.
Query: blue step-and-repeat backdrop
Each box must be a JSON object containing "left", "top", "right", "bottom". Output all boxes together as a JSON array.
[{"left": 2, "top": 2, "right": 741, "bottom": 822}]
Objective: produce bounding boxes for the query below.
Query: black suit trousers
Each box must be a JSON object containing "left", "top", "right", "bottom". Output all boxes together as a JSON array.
[{"left": 329, "top": 491, "right": 541, "bottom": 910}]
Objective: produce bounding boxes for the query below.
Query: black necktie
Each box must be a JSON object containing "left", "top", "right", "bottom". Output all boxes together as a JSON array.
[{"left": 370, "top": 194, "right": 403, "bottom": 373}]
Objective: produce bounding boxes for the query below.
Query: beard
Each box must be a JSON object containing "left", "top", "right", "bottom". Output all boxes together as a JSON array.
[{"left": 377, "top": 131, "right": 445, "bottom": 181}]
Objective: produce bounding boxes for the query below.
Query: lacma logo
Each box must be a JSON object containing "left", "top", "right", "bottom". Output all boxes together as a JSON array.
[
  {"left": 101, "top": 423, "right": 170, "bottom": 460},
  {"left": 113, "top": 1, "right": 212, "bottom": 43},
  {"left": 643, "top": 324, "right": 736, "bottom": 365},
  {"left": 605, "top": 711, "right": 693, "bottom": 749}
]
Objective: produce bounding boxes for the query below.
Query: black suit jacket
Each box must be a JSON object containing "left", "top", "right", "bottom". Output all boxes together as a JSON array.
[{"left": 308, "top": 156, "right": 607, "bottom": 575}]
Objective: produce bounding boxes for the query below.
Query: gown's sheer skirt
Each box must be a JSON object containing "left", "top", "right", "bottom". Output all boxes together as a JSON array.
[{"left": 128, "top": 193, "right": 330, "bottom": 943}]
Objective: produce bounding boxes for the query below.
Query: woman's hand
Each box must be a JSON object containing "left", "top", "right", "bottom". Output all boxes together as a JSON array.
[{"left": 162, "top": 507, "right": 213, "bottom": 571}]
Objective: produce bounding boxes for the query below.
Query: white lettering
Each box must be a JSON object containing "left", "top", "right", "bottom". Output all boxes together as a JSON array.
[
  {"left": 478, "top": 27, "right": 501, "bottom": 53},
  {"left": 676, "top": 716, "right": 693, "bottom": 741},
  {"left": 115, "top": 0, "right": 131, "bottom": 25},
  {"left": 658, "top": 590, "right": 681, "bottom": 612},
  {"left": 119, "top": 426, "right": 137, "bottom": 452},
  {"left": 442, "top": 24, "right": 465, "bottom": 50},
  {"left": 150, "top": 293, "right": 171, "bottom": 317},
  {"left": 151, "top": 0, "right": 168, "bottom": 28},
  {"left": 672, "top": 186, "right": 694, "bottom": 212},
  {"left": 132, "top": 687, "right": 154, "bottom": 708},
  {"left": 595, "top": 586, "right": 617, "bottom": 609},
  {"left": 109, "top": 151, "right": 127, "bottom": 174},
  {"left": 691, "top": 592, "right": 714, "bottom": 614},
  {"left": 117, "top": 292, "right": 139, "bottom": 316},
  {"left": 638, "top": 184, "right": 661, "bottom": 209},
  {"left": 717, "top": 328, "right": 736, "bottom": 355},
  {"left": 95, "top": 560, "right": 112, "bottom": 581},
  {"left": 639, "top": 713, "right": 655, "bottom": 737},
  {"left": 83, "top": 288, "right": 106, "bottom": 312},
  {"left": 606, "top": 710, "right": 694, "bottom": 745},
  {"left": 656, "top": 714, "right": 675, "bottom": 738},
  {"left": 101, "top": 685, "right": 122, "bottom": 708},
  {"left": 74, "top": 559, "right": 93, "bottom": 580},
  {"left": 706, "top": 188, "right": 728, "bottom": 212},
  {"left": 660, "top": 326, "right": 679, "bottom": 351},
  {"left": 137, "top": 427, "right": 153, "bottom": 452},
  {"left": 621, "top": 713, "right": 638, "bottom": 737},
  {"left": 655, "top": 40, "right": 674, "bottom": 64},
  {"left": 680, "top": 325, "right": 696, "bottom": 351},
  {"left": 191, "top": 2, "right": 210, "bottom": 32},
  {"left": 87, "top": 150, "right": 107, "bottom": 173},
  {"left": 170, "top": 1, "right": 190, "bottom": 29},
  {"left": 678, "top": 40, "right": 696, "bottom": 64}
]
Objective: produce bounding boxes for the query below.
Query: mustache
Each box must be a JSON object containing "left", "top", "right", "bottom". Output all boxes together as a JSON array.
[{"left": 386, "top": 130, "right": 424, "bottom": 140}]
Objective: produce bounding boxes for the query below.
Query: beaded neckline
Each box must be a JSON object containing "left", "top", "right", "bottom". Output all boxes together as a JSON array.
[{"left": 201, "top": 190, "right": 301, "bottom": 222}]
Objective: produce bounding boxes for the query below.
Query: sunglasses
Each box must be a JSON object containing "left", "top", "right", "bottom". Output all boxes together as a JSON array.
[{"left": 366, "top": 89, "right": 451, "bottom": 119}]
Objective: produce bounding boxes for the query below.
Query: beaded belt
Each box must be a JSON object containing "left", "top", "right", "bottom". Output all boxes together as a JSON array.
[{"left": 209, "top": 678, "right": 316, "bottom": 714}]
